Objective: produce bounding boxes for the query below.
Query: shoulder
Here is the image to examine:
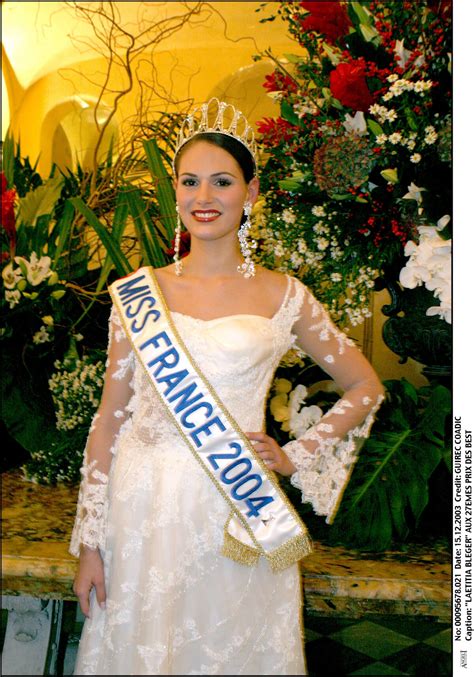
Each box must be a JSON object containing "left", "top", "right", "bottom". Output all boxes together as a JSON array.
[{"left": 255, "top": 266, "right": 289, "bottom": 296}]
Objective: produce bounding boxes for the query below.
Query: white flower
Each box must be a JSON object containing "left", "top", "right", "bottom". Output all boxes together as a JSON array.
[
  {"left": 5, "top": 289, "right": 21, "bottom": 308},
  {"left": 388, "top": 132, "right": 402, "bottom": 144},
  {"left": 343, "top": 111, "right": 367, "bottom": 135},
  {"left": 402, "top": 182, "right": 426, "bottom": 203},
  {"left": 282, "top": 209, "right": 296, "bottom": 224},
  {"left": 424, "top": 125, "right": 438, "bottom": 144},
  {"left": 312, "top": 205, "right": 326, "bottom": 217},
  {"left": 33, "top": 326, "right": 51, "bottom": 344},
  {"left": 15, "top": 252, "right": 52, "bottom": 286},
  {"left": 394, "top": 40, "right": 412, "bottom": 69},
  {"left": 410, "top": 153, "right": 422, "bottom": 163},
  {"left": 2, "top": 261, "right": 23, "bottom": 290},
  {"left": 399, "top": 223, "right": 451, "bottom": 324}
]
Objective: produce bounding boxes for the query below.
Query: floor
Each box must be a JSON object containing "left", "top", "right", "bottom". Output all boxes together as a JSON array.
[
  {"left": 303, "top": 610, "right": 452, "bottom": 676},
  {"left": 52, "top": 602, "right": 452, "bottom": 676}
]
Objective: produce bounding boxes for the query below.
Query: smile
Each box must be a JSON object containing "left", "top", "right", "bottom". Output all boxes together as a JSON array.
[{"left": 191, "top": 210, "right": 221, "bottom": 222}]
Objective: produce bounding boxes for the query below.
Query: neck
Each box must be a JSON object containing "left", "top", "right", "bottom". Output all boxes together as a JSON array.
[{"left": 180, "top": 241, "right": 245, "bottom": 278}]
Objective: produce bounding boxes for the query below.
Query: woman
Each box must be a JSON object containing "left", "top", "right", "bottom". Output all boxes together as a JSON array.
[{"left": 71, "top": 98, "right": 384, "bottom": 675}]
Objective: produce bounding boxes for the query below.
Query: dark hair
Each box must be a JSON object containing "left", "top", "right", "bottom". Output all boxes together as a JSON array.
[{"left": 174, "top": 132, "right": 256, "bottom": 183}]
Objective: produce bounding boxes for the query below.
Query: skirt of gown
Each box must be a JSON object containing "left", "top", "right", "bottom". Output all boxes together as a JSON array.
[{"left": 73, "top": 430, "right": 307, "bottom": 675}]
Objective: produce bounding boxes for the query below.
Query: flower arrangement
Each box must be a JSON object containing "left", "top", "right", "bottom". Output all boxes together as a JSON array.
[
  {"left": 253, "top": 0, "right": 452, "bottom": 330},
  {"left": 399, "top": 216, "right": 451, "bottom": 324},
  {"left": 48, "top": 353, "right": 105, "bottom": 431},
  {"left": 21, "top": 349, "right": 105, "bottom": 484}
]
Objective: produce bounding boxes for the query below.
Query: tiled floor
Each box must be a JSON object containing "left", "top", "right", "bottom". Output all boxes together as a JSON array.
[
  {"left": 303, "top": 611, "right": 452, "bottom": 676},
  {"left": 54, "top": 603, "right": 452, "bottom": 676}
]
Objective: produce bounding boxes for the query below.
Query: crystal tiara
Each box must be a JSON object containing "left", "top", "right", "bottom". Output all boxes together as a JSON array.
[{"left": 173, "top": 97, "right": 258, "bottom": 173}]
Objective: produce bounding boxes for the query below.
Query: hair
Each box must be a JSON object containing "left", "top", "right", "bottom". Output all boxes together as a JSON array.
[{"left": 174, "top": 132, "right": 257, "bottom": 183}]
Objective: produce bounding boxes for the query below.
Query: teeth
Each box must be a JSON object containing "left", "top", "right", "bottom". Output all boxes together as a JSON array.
[{"left": 195, "top": 212, "right": 218, "bottom": 218}]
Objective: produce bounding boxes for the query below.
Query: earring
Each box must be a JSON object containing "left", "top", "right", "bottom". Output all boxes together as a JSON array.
[
  {"left": 237, "top": 201, "right": 256, "bottom": 279},
  {"left": 174, "top": 203, "right": 183, "bottom": 276}
]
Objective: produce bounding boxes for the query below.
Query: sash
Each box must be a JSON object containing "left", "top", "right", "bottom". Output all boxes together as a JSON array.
[{"left": 109, "top": 267, "right": 312, "bottom": 572}]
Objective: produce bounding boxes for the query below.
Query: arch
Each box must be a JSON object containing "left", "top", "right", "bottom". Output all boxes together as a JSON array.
[{"left": 40, "top": 96, "right": 119, "bottom": 175}]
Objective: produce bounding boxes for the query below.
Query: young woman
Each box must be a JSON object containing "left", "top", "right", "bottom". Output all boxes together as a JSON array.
[{"left": 71, "top": 98, "right": 384, "bottom": 675}]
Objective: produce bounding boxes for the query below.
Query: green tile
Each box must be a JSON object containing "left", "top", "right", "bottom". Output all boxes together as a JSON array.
[
  {"left": 305, "top": 637, "right": 372, "bottom": 675},
  {"left": 387, "top": 643, "right": 452, "bottom": 676},
  {"left": 330, "top": 621, "right": 417, "bottom": 660},
  {"left": 422, "top": 628, "right": 452, "bottom": 653},
  {"left": 349, "top": 660, "right": 409, "bottom": 675},
  {"left": 305, "top": 627, "right": 323, "bottom": 642},
  {"left": 373, "top": 615, "right": 451, "bottom": 642}
]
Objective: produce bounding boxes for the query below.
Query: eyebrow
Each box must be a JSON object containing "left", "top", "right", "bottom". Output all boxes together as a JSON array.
[{"left": 179, "top": 171, "right": 238, "bottom": 178}]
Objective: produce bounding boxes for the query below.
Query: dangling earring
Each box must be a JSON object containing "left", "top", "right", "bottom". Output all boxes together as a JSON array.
[
  {"left": 174, "top": 203, "right": 183, "bottom": 276},
  {"left": 237, "top": 201, "right": 256, "bottom": 279}
]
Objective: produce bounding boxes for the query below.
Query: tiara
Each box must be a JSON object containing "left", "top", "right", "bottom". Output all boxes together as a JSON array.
[{"left": 173, "top": 97, "right": 258, "bottom": 173}]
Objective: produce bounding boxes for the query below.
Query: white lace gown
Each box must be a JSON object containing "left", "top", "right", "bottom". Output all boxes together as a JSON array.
[{"left": 70, "top": 274, "right": 384, "bottom": 676}]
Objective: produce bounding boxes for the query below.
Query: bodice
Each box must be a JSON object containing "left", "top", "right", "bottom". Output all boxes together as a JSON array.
[{"left": 126, "top": 308, "right": 297, "bottom": 450}]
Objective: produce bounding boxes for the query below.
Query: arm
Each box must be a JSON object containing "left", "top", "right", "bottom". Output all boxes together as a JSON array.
[
  {"left": 70, "top": 305, "right": 134, "bottom": 615},
  {"left": 282, "top": 283, "right": 385, "bottom": 522},
  {"left": 249, "top": 281, "right": 384, "bottom": 523}
]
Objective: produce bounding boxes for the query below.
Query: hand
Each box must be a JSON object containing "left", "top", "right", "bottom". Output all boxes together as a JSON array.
[
  {"left": 246, "top": 432, "right": 296, "bottom": 477},
  {"left": 73, "top": 546, "right": 106, "bottom": 618}
]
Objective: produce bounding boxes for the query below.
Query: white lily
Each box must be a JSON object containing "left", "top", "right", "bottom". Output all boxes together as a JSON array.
[
  {"left": 2, "top": 261, "right": 23, "bottom": 290},
  {"left": 343, "top": 112, "right": 367, "bottom": 136},
  {"left": 402, "top": 182, "right": 426, "bottom": 203},
  {"left": 394, "top": 39, "right": 412, "bottom": 69},
  {"left": 15, "top": 252, "right": 52, "bottom": 286},
  {"left": 399, "top": 223, "right": 451, "bottom": 323}
]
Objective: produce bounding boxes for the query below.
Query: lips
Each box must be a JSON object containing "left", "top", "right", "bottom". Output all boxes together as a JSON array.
[{"left": 191, "top": 210, "right": 221, "bottom": 222}]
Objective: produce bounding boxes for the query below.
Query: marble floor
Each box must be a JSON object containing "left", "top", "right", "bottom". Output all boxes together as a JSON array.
[{"left": 51, "top": 602, "right": 452, "bottom": 676}]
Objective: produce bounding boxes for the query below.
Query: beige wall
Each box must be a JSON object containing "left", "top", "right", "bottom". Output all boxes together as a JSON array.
[{"left": 1, "top": 1, "right": 427, "bottom": 387}]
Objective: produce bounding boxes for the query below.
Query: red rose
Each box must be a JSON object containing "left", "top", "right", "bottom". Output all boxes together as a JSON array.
[
  {"left": 299, "top": 1, "right": 351, "bottom": 44},
  {"left": 329, "top": 61, "right": 374, "bottom": 111}
]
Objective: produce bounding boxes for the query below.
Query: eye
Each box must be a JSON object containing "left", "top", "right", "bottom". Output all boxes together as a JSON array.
[
  {"left": 215, "top": 177, "right": 232, "bottom": 187},
  {"left": 181, "top": 178, "right": 197, "bottom": 187}
]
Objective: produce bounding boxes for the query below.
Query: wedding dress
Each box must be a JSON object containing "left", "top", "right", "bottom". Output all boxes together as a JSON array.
[{"left": 70, "top": 274, "right": 383, "bottom": 675}]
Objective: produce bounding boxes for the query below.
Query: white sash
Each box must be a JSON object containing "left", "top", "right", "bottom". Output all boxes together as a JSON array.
[{"left": 109, "top": 267, "right": 312, "bottom": 572}]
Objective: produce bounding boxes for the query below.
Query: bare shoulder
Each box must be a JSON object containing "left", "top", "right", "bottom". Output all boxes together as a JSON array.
[{"left": 255, "top": 266, "right": 290, "bottom": 305}]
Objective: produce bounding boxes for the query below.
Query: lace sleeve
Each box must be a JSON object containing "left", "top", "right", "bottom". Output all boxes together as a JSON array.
[
  {"left": 282, "top": 281, "right": 385, "bottom": 523},
  {"left": 69, "top": 306, "right": 134, "bottom": 557}
]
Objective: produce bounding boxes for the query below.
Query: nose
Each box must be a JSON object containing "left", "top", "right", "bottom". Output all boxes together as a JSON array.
[{"left": 196, "top": 180, "right": 213, "bottom": 204}]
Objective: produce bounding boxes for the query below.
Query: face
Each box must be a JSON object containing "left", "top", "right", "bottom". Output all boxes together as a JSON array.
[{"left": 174, "top": 141, "right": 258, "bottom": 244}]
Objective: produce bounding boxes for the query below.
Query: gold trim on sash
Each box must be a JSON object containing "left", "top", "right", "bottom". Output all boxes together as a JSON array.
[{"left": 109, "top": 267, "right": 312, "bottom": 572}]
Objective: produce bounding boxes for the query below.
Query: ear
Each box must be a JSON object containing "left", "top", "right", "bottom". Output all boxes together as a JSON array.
[{"left": 247, "top": 176, "right": 260, "bottom": 205}]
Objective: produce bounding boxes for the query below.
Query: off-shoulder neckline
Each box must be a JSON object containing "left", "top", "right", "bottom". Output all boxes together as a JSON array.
[{"left": 161, "top": 273, "right": 294, "bottom": 324}]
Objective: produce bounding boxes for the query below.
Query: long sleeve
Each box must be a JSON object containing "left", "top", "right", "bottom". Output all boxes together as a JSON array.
[
  {"left": 282, "top": 281, "right": 385, "bottom": 523},
  {"left": 69, "top": 306, "right": 134, "bottom": 556}
]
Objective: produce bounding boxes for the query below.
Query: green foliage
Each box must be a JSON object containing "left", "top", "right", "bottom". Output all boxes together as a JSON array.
[
  {"left": 326, "top": 379, "right": 451, "bottom": 550},
  {"left": 1, "top": 130, "right": 182, "bottom": 482}
]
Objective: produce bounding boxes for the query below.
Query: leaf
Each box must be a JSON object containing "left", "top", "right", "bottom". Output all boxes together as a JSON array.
[
  {"left": 325, "top": 380, "right": 447, "bottom": 550},
  {"left": 283, "top": 53, "right": 304, "bottom": 64},
  {"left": 124, "top": 187, "right": 168, "bottom": 268},
  {"left": 96, "top": 189, "right": 130, "bottom": 291},
  {"left": 350, "top": 2, "right": 373, "bottom": 26},
  {"left": 2, "top": 131, "right": 15, "bottom": 187},
  {"left": 280, "top": 100, "right": 300, "bottom": 126},
  {"left": 367, "top": 119, "right": 384, "bottom": 137},
  {"left": 143, "top": 139, "right": 176, "bottom": 242},
  {"left": 16, "top": 175, "right": 64, "bottom": 227},
  {"left": 70, "top": 197, "right": 132, "bottom": 277},
  {"left": 51, "top": 201, "right": 76, "bottom": 268}
]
